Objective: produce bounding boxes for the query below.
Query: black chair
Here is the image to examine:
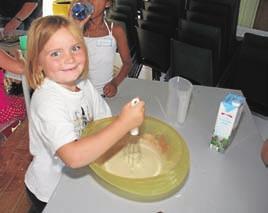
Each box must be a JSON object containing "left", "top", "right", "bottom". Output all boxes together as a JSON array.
[
  {"left": 141, "top": 9, "right": 177, "bottom": 27},
  {"left": 146, "top": 0, "right": 186, "bottom": 19},
  {"left": 218, "top": 33, "right": 268, "bottom": 116},
  {"left": 107, "top": 5, "right": 135, "bottom": 26},
  {"left": 137, "top": 19, "right": 175, "bottom": 38},
  {"left": 137, "top": 0, "right": 144, "bottom": 11},
  {"left": 186, "top": 0, "right": 241, "bottom": 61},
  {"left": 186, "top": 10, "right": 229, "bottom": 68},
  {"left": 111, "top": 5, "right": 134, "bottom": 18},
  {"left": 140, "top": 1, "right": 179, "bottom": 34},
  {"left": 129, "top": 26, "right": 170, "bottom": 80},
  {"left": 177, "top": 19, "right": 222, "bottom": 85},
  {"left": 143, "top": 1, "right": 178, "bottom": 20},
  {"left": 139, "top": 1, "right": 180, "bottom": 39},
  {"left": 114, "top": 0, "right": 138, "bottom": 18},
  {"left": 167, "top": 39, "right": 213, "bottom": 86}
]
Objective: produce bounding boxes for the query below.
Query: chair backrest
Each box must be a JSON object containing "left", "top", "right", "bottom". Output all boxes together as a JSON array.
[
  {"left": 114, "top": 0, "right": 138, "bottom": 17},
  {"left": 218, "top": 33, "right": 268, "bottom": 116},
  {"left": 187, "top": 0, "right": 239, "bottom": 13},
  {"left": 143, "top": 1, "right": 178, "bottom": 20},
  {"left": 178, "top": 19, "right": 222, "bottom": 85},
  {"left": 149, "top": 0, "right": 186, "bottom": 18},
  {"left": 186, "top": 0, "right": 241, "bottom": 58},
  {"left": 137, "top": 19, "right": 175, "bottom": 38},
  {"left": 168, "top": 39, "right": 213, "bottom": 86},
  {"left": 111, "top": 4, "right": 136, "bottom": 24},
  {"left": 141, "top": 9, "right": 176, "bottom": 26},
  {"left": 136, "top": 0, "right": 144, "bottom": 10},
  {"left": 186, "top": 10, "right": 228, "bottom": 40},
  {"left": 186, "top": 10, "right": 229, "bottom": 67},
  {"left": 188, "top": 0, "right": 231, "bottom": 17},
  {"left": 135, "top": 26, "right": 170, "bottom": 74},
  {"left": 107, "top": 7, "right": 134, "bottom": 26}
]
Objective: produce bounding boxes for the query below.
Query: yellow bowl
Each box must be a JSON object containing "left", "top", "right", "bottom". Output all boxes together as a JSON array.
[{"left": 83, "top": 116, "right": 190, "bottom": 201}]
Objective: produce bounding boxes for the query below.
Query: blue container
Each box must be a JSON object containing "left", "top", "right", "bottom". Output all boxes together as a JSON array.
[{"left": 71, "top": 2, "right": 94, "bottom": 20}]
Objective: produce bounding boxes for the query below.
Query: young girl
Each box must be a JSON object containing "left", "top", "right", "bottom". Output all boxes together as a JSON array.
[
  {"left": 71, "top": 0, "right": 132, "bottom": 97},
  {"left": 0, "top": 49, "right": 25, "bottom": 124},
  {"left": 24, "top": 15, "right": 144, "bottom": 212}
]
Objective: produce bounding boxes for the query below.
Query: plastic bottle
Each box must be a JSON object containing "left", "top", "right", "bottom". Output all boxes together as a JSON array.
[{"left": 71, "top": 2, "right": 94, "bottom": 20}]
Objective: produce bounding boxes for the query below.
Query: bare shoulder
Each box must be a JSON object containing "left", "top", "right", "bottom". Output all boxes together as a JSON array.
[{"left": 110, "top": 22, "right": 126, "bottom": 37}]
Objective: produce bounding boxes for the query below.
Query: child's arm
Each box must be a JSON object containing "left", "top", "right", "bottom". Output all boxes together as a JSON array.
[
  {"left": 0, "top": 49, "right": 24, "bottom": 74},
  {"left": 56, "top": 100, "right": 144, "bottom": 168},
  {"left": 4, "top": 2, "right": 38, "bottom": 33},
  {"left": 261, "top": 139, "right": 268, "bottom": 166},
  {"left": 103, "top": 23, "right": 132, "bottom": 97}
]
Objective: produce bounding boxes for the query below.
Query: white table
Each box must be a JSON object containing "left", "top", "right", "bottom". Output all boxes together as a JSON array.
[{"left": 44, "top": 78, "right": 268, "bottom": 213}]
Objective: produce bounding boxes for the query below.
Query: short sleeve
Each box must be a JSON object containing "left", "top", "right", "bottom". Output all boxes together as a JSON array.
[
  {"left": 84, "top": 80, "right": 112, "bottom": 120},
  {"left": 32, "top": 100, "right": 77, "bottom": 155}
]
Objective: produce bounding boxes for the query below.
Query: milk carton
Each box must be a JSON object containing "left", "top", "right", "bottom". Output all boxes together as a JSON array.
[{"left": 210, "top": 93, "right": 245, "bottom": 152}]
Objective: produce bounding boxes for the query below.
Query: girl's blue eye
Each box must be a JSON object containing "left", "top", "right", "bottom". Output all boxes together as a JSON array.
[
  {"left": 71, "top": 45, "right": 81, "bottom": 52},
  {"left": 50, "top": 51, "right": 61, "bottom": 57}
]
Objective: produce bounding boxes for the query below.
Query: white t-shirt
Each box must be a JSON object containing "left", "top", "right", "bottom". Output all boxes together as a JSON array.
[
  {"left": 85, "top": 21, "right": 117, "bottom": 95},
  {"left": 24, "top": 78, "right": 111, "bottom": 202}
]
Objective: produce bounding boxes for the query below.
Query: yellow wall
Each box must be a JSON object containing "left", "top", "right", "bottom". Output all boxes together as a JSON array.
[
  {"left": 52, "top": 0, "right": 72, "bottom": 17},
  {"left": 238, "top": 0, "right": 260, "bottom": 27}
]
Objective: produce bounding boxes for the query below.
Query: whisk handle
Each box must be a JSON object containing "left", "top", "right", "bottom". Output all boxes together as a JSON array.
[{"left": 130, "top": 98, "right": 140, "bottom": 136}]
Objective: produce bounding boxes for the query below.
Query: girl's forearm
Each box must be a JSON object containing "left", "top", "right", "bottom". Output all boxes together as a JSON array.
[
  {"left": 112, "top": 59, "right": 132, "bottom": 87},
  {"left": 0, "top": 49, "right": 24, "bottom": 74},
  {"left": 57, "top": 117, "right": 129, "bottom": 168}
]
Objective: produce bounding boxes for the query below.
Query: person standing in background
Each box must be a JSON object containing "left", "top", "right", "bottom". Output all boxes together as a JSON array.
[
  {"left": 70, "top": 0, "right": 132, "bottom": 97},
  {"left": 0, "top": 48, "right": 25, "bottom": 124},
  {"left": 0, "top": 0, "right": 42, "bottom": 33}
]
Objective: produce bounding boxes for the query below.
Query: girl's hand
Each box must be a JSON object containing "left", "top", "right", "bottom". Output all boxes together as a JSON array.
[
  {"left": 118, "top": 98, "right": 145, "bottom": 131},
  {"left": 103, "top": 81, "right": 117, "bottom": 97}
]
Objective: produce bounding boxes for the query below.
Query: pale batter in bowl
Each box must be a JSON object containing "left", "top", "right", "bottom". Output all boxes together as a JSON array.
[{"left": 103, "top": 133, "right": 168, "bottom": 179}]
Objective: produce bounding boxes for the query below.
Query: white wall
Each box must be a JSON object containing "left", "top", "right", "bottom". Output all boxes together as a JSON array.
[
  {"left": 43, "top": 0, "right": 54, "bottom": 16},
  {"left": 238, "top": 0, "right": 260, "bottom": 27}
]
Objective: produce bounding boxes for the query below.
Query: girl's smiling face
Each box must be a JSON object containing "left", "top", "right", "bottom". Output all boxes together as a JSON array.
[{"left": 38, "top": 27, "right": 87, "bottom": 91}]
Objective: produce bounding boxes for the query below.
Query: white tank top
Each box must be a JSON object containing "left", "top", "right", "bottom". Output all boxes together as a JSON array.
[{"left": 84, "top": 21, "right": 117, "bottom": 95}]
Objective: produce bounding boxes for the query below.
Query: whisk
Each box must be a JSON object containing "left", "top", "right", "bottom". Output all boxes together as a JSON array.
[{"left": 125, "top": 98, "right": 142, "bottom": 168}]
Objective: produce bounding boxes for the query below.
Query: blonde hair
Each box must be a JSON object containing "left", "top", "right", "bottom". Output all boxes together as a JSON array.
[{"left": 25, "top": 15, "right": 89, "bottom": 89}]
